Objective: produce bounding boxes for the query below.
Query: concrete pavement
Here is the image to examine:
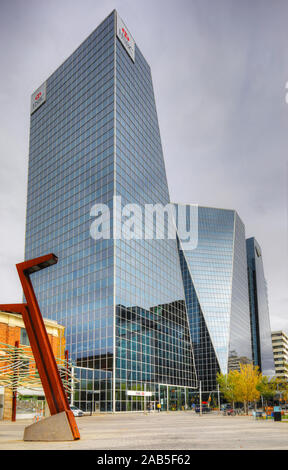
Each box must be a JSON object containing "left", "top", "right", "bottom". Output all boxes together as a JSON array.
[{"left": 0, "top": 411, "right": 287, "bottom": 450}]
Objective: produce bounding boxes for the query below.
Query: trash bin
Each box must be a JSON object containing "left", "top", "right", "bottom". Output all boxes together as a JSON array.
[
  {"left": 273, "top": 406, "right": 282, "bottom": 422},
  {"left": 274, "top": 412, "right": 282, "bottom": 422}
]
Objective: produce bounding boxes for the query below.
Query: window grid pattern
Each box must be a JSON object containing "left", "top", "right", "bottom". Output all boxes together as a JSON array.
[
  {"left": 114, "top": 32, "right": 197, "bottom": 410},
  {"left": 178, "top": 239, "right": 220, "bottom": 392},
  {"left": 246, "top": 237, "right": 275, "bottom": 377},
  {"left": 176, "top": 205, "right": 252, "bottom": 381},
  {"left": 25, "top": 11, "right": 197, "bottom": 412},
  {"left": 25, "top": 12, "right": 115, "bottom": 412}
]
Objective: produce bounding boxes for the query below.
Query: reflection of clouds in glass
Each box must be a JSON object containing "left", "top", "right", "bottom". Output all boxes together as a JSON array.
[
  {"left": 90, "top": 199, "right": 198, "bottom": 249},
  {"left": 178, "top": 206, "right": 253, "bottom": 389}
]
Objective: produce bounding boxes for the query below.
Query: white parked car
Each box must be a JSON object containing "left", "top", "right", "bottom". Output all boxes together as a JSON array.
[{"left": 70, "top": 405, "right": 84, "bottom": 417}]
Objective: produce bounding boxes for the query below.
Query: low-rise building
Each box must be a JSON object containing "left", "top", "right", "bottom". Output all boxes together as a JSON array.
[
  {"left": 271, "top": 331, "right": 288, "bottom": 381},
  {"left": 0, "top": 310, "right": 66, "bottom": 420}
]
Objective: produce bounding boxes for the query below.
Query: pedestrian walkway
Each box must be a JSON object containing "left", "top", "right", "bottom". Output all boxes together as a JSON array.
[{"left": 0, "top": 411, "right": 287, "bottom": 450}]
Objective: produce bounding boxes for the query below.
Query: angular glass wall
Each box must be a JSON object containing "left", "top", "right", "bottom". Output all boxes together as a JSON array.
[
  {"left": 25, "top": 12, "right": 116, "bottom": 411},
  {"left": 114, "top": 14, "right": 197, "bottom": 411},
  {"left": 175, "top": 205, "right": 252, "bottom": 391},
  {"left": 25, "top": 10, "right": 197, "bottom": 412},
  {"left": 228, "top": 214, "right": 252, "bottom": 369},
  {"left": 178, "top": 237, "right": 220, "bottom": 392},
  {"left": 246, "top": 237, "right": 275, "bottom": 377}
]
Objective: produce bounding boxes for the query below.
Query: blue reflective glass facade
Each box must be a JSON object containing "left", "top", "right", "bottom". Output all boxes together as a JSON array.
[
  {"left": 246, "top": 237, "right": 275, "bottom": 377},
  {"left": 178, "top": 236, "right": 220, "bottom": 392},
  {"left": 25, "top": 11, "right": 197, "bottom": 412},
  {"left": 176, "top": 205, "right": 253, "bottom": 391},
  {"left": 114, "top": 17, "right": 197, "bottom": 411}
]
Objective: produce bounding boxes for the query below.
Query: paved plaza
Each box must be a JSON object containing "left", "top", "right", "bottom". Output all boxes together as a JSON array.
[{"left": 0, "top": 411, "right": 288, "bottom": 450}]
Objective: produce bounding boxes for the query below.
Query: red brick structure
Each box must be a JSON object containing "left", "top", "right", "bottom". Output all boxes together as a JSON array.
[{"left": 0, "top": 310, "right": 65, "bottom": 420}]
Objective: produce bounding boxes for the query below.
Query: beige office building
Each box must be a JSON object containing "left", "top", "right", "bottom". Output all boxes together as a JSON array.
[{"left": 271, "top": 331, "right": 288, "bottom": 381}]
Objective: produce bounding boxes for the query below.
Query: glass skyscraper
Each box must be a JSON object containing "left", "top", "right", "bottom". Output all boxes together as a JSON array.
[
  {"left": 25, "top": 10, "right": 197, "bottom": 412},
  {"left": 25, "top": 10, "right": 273, "bottom": 411},
  {"left": 176, "top": 205, "right": 253, "bottom": 392},
  {"left": 246, "top": 237, "right": 275, "bottom": 377}
]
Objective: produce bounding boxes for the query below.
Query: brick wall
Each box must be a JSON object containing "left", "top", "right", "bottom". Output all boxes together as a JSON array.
[
  {"left": 0, "top": 323, "right": 21, "bottom": 348},
  {"left": 0, "top": 311, "right": 65, "bottom": 420},
  {"left": 0, "top": 311, "right": 64, "bottom": 353}
]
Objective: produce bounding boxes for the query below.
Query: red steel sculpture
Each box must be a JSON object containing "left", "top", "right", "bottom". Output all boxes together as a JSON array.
[{"left": 0, "top": 253, "right": 80, "bottom": 440}]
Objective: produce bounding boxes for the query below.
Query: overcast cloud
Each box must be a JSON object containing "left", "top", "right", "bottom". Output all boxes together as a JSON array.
[{"left": 0, "top": 0, "right": 287, "bottom": 331}]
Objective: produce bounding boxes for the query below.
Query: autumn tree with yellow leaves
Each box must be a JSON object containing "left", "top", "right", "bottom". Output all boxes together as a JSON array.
[{"left": 217, "top": 364, "right": 263, "bottom": 414}]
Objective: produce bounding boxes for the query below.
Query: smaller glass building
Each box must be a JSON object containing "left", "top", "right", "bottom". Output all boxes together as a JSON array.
[
  {"left": 246, "top": 237, "right": 275, "bottom": 377},
  {"left": 176, "top": 205, "right": 253, "bottom": 392}
]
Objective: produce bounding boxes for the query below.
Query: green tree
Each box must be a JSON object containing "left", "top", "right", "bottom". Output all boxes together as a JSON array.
[
  {"left": 256, "top": 376, "right": 278, "bottom": 406},
  {"left": 274, "top": 376, "right": 288, "bottom": 403}
]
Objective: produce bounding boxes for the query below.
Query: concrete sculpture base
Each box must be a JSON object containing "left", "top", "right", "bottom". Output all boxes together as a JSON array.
[{"left": 24, "top": 411, "right": 74, "bottom": 441}]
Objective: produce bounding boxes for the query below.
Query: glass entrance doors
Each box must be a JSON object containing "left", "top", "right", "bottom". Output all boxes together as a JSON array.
[
  {"left": 159, "top": 385, "right": 187, "bottom": 411},
  {"left": 168, "top": 387, "right": 186, "bottom": 411}
]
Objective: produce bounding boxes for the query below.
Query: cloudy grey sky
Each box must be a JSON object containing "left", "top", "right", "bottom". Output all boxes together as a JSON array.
[{"left": 0, "top": 0, "right": 287, "bottom": 331}]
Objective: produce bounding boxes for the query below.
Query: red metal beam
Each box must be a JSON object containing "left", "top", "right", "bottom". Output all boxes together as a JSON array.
[{"left": 0, "top": 254, "right": 80, "bottom": 440}]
